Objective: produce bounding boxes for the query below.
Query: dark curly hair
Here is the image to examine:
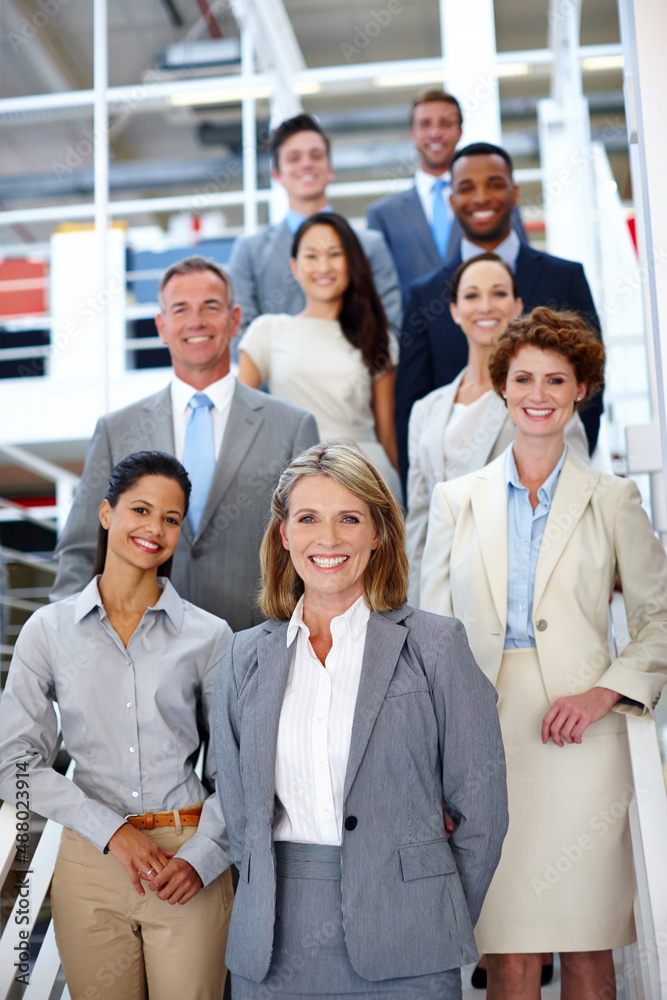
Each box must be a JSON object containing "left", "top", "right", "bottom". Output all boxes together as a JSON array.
[
  {"left": 291, "top": 212, "right": 391, "bottom": 377},
  {"left": 488, "top": 306, "right": 605, "bottom": 406}
]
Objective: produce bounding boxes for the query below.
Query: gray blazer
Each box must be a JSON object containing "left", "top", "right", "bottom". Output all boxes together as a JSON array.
[
  {"left": 214, "top": 605, "right": 508, "bottom": 983},
  {"left": 51, "top": 381, "right": 319, "bottom": 633},
  {"left": 228, "top": 219, "right": 402, "bottom": 336},
  {"left": 367, "top": 186, "right": 528, "bottom": 300}
]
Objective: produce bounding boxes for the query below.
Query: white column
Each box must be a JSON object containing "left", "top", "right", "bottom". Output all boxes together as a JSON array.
[
  {"left": 537, "top": 0, "right": 598, "bottom": 298},
  {"left": 618, "top": 0, "right": 667, "bottom": 514},
  {"left": 93, "top": 0, "right": 110, "bottom": 413},
  {"left": 240, "top": 26, "right": 258, "bottom": 235},
  {"left": 440, "top": 0, "right": 501, "bottom": 145}
]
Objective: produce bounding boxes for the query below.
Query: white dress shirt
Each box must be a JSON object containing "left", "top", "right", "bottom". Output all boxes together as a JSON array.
[
  {"left": 273, "top": 594, "right": 370, "bottom": 846},
  {"left": 414, "top": 168, "right": 453, "bottom": 226},
  {"left": 171, "top": 371, "right": 236, "bottom": 461},
  {"left": 0, "top": 578, "right": 232, "bottom": 886}
]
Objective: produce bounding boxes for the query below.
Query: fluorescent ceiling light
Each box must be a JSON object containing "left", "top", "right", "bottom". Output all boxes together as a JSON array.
[
  {"left": 581, "top": 55, "right": 624, "bottom": 71},
  {"left": 294, "top": 81, "right": 322, "bottom": 95},
  {"left": 373, "top": 69, "right": 444, "bottom": 88},
  {"left": 169, "top": 85, "right": 271, "bottom": 106},
  {"left": 495, "top": 63, "right": 531, "bottom": 78}
]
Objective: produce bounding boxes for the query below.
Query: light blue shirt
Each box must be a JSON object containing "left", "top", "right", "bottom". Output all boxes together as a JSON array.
[
  {"left": 462, "top": 229, "right": 521, "bottom": 271},
  {"left": 285, "top": 204, "right": 333, "bottom": 236},
  {"left": 504, "top": 446, "right": 567, "bottom": 648},
  {"left": 0, "top": 577, "right": 232, "bottom": 886}
]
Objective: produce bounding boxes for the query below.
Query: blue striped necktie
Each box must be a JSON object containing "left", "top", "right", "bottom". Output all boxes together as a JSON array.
[{"left": 182, "top": 393, "right": 215, "bottom": 535}]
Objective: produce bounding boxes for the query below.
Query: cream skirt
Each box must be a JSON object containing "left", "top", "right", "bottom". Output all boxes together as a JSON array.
[{"left": 475, "top": 647, "right": 636, "bottom": 954}]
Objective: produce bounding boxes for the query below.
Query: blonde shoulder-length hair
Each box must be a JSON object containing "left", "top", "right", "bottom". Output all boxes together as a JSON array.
[{"left": 259, "top": 441, "right": 408, "bottom": 621}]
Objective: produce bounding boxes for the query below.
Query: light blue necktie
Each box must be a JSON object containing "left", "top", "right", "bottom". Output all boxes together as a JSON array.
[
  {"left": 430, "top": 178, "right": 451, "bottom": 260},
  {"left": 182, "top": 393, "right": 215, "bottom": 535}
]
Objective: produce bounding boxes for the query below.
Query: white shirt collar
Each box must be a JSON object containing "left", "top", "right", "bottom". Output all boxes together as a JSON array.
[
  {"left": 461, "top": 229, "right": 521, "bottom": 270},
  {"left": 170, "top": 371, "right": 236, "bottom": 415},
  {"left": 415, "top": 167, "right": 451, "bottom": 202},
  {"left": 286, "top": 593, "right": 371, "bottom": 648}
]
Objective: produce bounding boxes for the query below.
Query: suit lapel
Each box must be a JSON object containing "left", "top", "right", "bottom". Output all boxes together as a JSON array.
[
  {"left": 343, "top": 611, "right": 408, "bottom": 801},
  {"left": 250, "top": 624, "right": 293, "bottom": 816},
  {"left": 425, "top": 374, "right": 462, "bottom": 479},
  {"left": 195, "top": 382, "right": 264, "bottom": 541},
  {"left": 470, "top": 459, "right": 509, "bottom": 628},
  {"left": 404, "top": 188, "right": 440, "bottom": 266},
  {"left": 141, "top": 386, "right": 175, "bottom": 453},
  {"left": 533, "top": 452, "right": 601, "bottom": 609},
  {"left": 515, "top": 244, "right": 544, "bottom": 309}
]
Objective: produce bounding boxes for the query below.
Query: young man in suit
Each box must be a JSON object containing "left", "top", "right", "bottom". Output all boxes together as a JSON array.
[
  {"left": 395, "top": 142, "right": 603, "bottom": 489},
  {"left": 366, "top": 90, "right": 527, "bottom": 301},
  {"left": 51, "top": 256, "right": 319, "bottom": 633},
  {"left": 228, "top": 113, "right": 402, "bottom": 337}
]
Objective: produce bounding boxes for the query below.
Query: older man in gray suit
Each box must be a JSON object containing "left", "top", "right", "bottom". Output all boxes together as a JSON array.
[
  {"left": 228, "top": 113, "right": 402, "bottom": 338},
  {"left": 51, "top": 256, "right": 318, "bottom": 632}
]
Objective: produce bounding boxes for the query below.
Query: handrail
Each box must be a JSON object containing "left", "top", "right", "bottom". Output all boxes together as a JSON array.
[
  {"left": 0, "top": 546, "right": 56, "bottom": 572},
  {"left": 0, "top": 763, "right": 73, "bottom": 1000}
]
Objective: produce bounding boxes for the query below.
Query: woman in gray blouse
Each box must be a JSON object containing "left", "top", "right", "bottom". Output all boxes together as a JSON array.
[
  {"left": 0, "top": 451, "right": 233, "bottom": 1000},
  {"left": 214, "top": 441, "right": 508, "bottom": 999}
]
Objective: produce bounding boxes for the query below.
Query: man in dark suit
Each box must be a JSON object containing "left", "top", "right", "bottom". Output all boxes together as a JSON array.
[
  {"left": 228, "top": 113, "right": 401, "bottom": 338},
  {"left": 366, "top": 90, "right": 526, "bottom": 300},
  {"left": 395, "top": 142, "right": 603, "bottom": 488},
  {"left": 51, "top": 256, "right": 318, "bottom": 632}
]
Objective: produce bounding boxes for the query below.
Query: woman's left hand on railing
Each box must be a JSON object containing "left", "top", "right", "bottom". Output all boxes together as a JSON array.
[{"left": 541, "top": 686, "right": 622, "bottom": 747}]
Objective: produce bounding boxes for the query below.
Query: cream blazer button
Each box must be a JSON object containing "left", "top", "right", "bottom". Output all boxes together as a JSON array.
[{"left": 536, "top": 619, "right": 548, "bottom": 631}]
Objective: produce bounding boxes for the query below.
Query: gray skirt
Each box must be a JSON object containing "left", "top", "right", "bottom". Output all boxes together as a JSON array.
[{"left": 231, "top": 842, "right": 462, "bottom": 1000}]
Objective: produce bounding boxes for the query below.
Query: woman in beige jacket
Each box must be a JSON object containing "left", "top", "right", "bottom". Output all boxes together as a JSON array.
[{"left": 421, "top": 308, "right": 667, "bottom": 1000}]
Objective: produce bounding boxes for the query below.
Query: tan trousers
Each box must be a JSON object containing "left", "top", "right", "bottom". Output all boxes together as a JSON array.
[{"left": 51, "top": 825, "right": 233, "bottom": 1000}]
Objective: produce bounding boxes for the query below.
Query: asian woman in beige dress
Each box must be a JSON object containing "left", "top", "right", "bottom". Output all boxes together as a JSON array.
[{"left": 237, "top": 212, "right": 400, "bottom": 499}]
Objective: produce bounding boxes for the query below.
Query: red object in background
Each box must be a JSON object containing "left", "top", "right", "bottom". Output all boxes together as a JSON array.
[
  {"left": 627, "top": 216, "right": 637, "bottom": 252},
  {"left": 9, "top": 496, "right": 56, "bottom": 508},
  {"left": 0, "top": 257, "right": 48, "bottom": 318}
]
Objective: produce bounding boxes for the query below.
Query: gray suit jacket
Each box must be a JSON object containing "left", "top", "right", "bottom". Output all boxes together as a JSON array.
[
  {"left": 228, "top": 219, "right": 402, "bottom": 336},
  {"left": 367, "top": 186, "right": 528, "bottom": 300},
  {"left": 214, "top": 605, "right": 508, "bottom": 983},
  {"left": 51, "top": 381, "right": 319, "bottom": 633}
]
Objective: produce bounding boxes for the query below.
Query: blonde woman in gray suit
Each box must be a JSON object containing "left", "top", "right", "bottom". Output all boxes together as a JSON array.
[
  {"left": 214, "top": 441, "right": 508, "bottom": 999},
  {"left": 421, "top": 309, "right": 667, "bottom": 1000},
  {"left": 406, "top": 254, "right": 589, "bottom": 605}
]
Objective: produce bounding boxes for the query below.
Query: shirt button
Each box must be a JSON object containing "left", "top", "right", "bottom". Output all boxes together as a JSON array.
[
  {"left": 323, "top": 809, "right": 330, "bottom": 816},
  {"left": 131, "top": 791, "right": 139, "bottom": 798},
  {"left": 126, "top": 660, "right": 131, "bottom": 667},
  {"left": 129, "top": 747, "right": 135, "bottom": 753},
  {"left": 317, "top": 716, "right": 324, "bottom": 722},
  {"left": 126, "top": 702, "right": 133, "bottom": 709},
  {"left": 521, "top": 572, "right": 527, "bottom": 578},
  {"left": 318, "top": 760, "right": 325, "bottom": 767},
  {"left": 519, "top": 633, "right": 527, "bottom": 639},
  {"left": 519, "top": 604, "right": 526, "bottom": 611}
]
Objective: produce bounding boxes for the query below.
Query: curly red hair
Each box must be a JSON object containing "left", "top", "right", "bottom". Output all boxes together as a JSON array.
[{"left": 488, "top": 306, "right": 605, "bottom": 406}]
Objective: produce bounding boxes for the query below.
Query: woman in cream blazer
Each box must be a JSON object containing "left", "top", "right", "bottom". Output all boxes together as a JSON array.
[{"left": 421, "top": 308, "right": 667, "bottom": 1000}]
